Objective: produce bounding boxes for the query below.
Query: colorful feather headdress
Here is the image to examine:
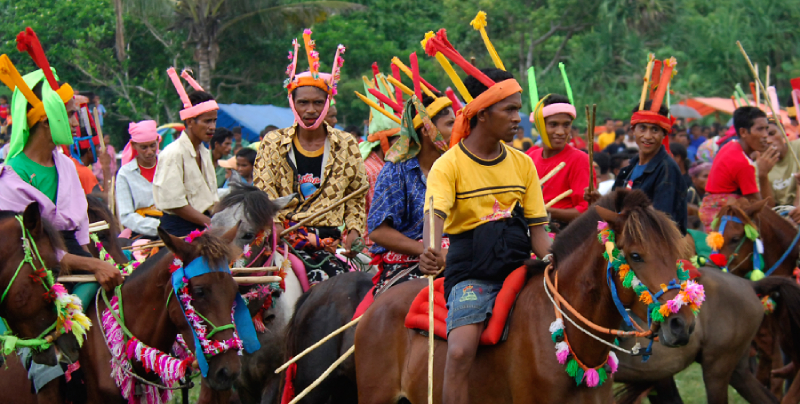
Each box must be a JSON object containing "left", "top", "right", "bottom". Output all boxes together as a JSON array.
[
  {"left": 528, "top": 62, "right": 577, "bottom": 149},
  {"left": 422, "top": 12, "right": 522, "bottom": 148},
  {"left": 631, "top": 55, "right": 677, "bottom": 138},
  {"left": 285, "top": 29, "right": 346, "bottom": 130},
  {"left": 166, "top": 67, "right": 219, "bottom": 121},
  {"left": 0, "top": 27, "right": 75, "bottom": 159},
  {"left": 353, "top": 64, "right": 401, "bottom": 158}
]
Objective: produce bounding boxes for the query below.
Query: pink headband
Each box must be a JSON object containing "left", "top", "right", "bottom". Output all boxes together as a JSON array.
[
  {"left": 287, "top": 41, "right": 345, "bottom": 130},
  {"left": 166, "top": 67, "right": 219, "bottom": 121},
  {"left": 542, "top": 103, "right": 577, "bottom": 119},
  {"left": 121, "top": 120, "right": 161, "bottom": 166}
]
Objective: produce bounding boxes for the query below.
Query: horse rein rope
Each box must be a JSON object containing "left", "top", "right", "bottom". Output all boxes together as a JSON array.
[{"left": 542, "top": 264, "right": 647, "bottom": 356}]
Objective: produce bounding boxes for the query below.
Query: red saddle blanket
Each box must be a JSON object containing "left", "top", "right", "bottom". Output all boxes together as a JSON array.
[{"left": 403, "top": 266, "right": 528, "bottom": 345}]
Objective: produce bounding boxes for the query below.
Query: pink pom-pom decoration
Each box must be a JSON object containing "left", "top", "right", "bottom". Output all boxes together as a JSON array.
[
  {"left": 584, "top": 368, "right": 600, "bottom": 387},
  {"left": 666, "top": 298, "right": 683, "bottom": 314},
  {"left": 608, "top": 351, "right": 618, "bottom": 374},
  {"left": 682, "top": 281, "right": 705, "bottom": 305},
  {"left": 597, "top": 221, "right": 608, "bottom": 231},
  {"left": 303, "top": 28, "right": 312, "bottom": 35},
  {"left": 556, "top": 348, "right": 570, "bottom": 365}
]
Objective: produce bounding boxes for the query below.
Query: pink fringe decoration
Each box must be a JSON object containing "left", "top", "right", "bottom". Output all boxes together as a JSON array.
[
  {"left": 584, "top": 368, "right": 600, "bottom": 387},
  {"left": 102, "top": 296, "right": 184, "bottom": 404},
  {"left": 597, "top": 221, "right": 608, "bottom": 231}
]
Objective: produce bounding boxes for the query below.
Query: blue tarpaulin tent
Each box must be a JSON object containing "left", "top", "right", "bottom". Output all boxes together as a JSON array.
[{"left": 216, "top": 104, "right": 296, "bottom": 142}]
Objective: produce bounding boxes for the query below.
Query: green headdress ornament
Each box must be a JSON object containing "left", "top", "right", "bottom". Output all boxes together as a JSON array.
[{"left": 0, "top": 28, "right": 74, "bottom": 159}]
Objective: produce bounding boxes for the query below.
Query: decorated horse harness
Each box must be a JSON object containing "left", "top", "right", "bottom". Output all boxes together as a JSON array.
[
  {"left": 543, "top": 221, "right": 705, "bottom": 388},
  {"left": 0, "top": 216, "right": 91, "bottom": 356}
]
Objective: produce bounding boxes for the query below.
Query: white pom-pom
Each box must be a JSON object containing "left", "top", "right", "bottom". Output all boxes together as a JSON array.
[{"left": 549, "top": 319, "right": 565, "bottom": 333}]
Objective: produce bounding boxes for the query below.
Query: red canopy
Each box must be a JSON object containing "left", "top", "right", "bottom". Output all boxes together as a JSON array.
[{"left": 681, "top": 97, "right": 790, "bottom": 123}]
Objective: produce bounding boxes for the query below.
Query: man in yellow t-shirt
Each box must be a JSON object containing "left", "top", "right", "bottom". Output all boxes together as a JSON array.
[
  {"left": 597, "top": 118, "right": 617, "bottom": 150},
  {"left": 420, "top": 68, "right": 552, "bottom": 404}
]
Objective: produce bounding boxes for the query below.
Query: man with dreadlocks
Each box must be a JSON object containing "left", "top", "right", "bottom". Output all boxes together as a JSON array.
[
  {"left": 0, "top": 27, "right": 123, "bottom": 395},
  {"left": 253, "top": 30, "right": 367, "bottom": 286}
]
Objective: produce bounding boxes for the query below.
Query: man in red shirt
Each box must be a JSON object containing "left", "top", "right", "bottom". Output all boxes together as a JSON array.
[
  {"left": 527, "top": 94, "right": 594, "bottom": 228},
  {"left": 699, "top": 106, "right": 779, "bottom": 229}
]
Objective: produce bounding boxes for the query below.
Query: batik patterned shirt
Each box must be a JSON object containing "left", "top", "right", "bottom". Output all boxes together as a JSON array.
[
  {"left": 367, "top": 157, "right": 428, "bottom": 255},
  {"left": 253, "top": 123, "right": 368, "bottom": 233}
]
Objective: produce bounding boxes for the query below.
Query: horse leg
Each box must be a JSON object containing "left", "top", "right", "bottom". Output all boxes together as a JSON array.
[
  {"left": 700, "top": 347, "right": 747, "bottom": 404},
  {"left": 782, "top": 371, "right": 800, "bottom": 404},
  {"left": 648, "top": 378, "right": 684, "bottom": 404},
  {"left": 730, "top": 352, "right": 780, "bottom": 404}
]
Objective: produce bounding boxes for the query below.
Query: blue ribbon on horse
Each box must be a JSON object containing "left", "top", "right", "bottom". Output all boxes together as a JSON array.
[
  {"left": 606, "top": 262, "right": 633, "bottom": 327},
  {"left": 171, "top": 257, "right": 261, "bottom": 377}
]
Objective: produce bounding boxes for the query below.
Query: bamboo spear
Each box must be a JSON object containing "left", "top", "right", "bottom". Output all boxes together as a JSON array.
[
  {"left": 585, "top": 104, "right": 597, "bottom": 196},
  {"left": 280, "top": 185, "right": 369, "bottom": 237},
  {"left": 427, "top": 196, "right": 436, "bottom": 404},
  {"left": 736, "top": 41, "right": 800, "bottom": 168}
]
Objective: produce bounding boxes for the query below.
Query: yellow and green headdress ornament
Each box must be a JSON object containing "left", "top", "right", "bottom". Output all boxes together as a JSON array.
[
  {"left": 0, "top": 27, "right": 74, "bottom": 159},
  {"left": 353, "top": 66, "right": 402, "bottom": 159},
  {"left": 529, "top": 62, "right": 577, "bottom": 149}
]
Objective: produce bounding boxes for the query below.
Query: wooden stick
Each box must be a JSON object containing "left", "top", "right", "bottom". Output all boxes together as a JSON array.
[
  {"left": 275, "top": 315, "right": 362, "bottom": 374},
  {"left": 766, "top": 65, "right": 770, "bottom": 88},
  {"left": 736, "top": 41, "right": 800, "bottom": 168},
  {"left": 121, "top": 241, "right": 164, "bottom": 251},
  {"left": 58, "top": 274, "right": 281, "bottom": 284},
  {"left": 545, "top": 189, "right": 573, "bottom": 208},
  {"left": 427, "top": 196, "right": 435, "bottom": 404},
  {"left": 89, "top": 223, "right": 110, "bottom": 233},
  {"left": 288, "top": 345, "right": 355, "bottom": 404},
  {"left": 109, "top": 175, "right": 116, "bottom": 217},
  {"left": 232, "top": 276, "right": 282, "bottom": 284},
  {"left": 639, "top": 55, "right": 655, "bottom": 111},
  {"left": 539, "top": 162, "right": 566, "bottom": 185},
  {"left": 280, "top": 185, "right": 369, "bottom": 237},
  {"left": 585, "top": 106, "right": 595, "bottom": 196},
  {"left": 231, "top": 267, "right": 279, "bottom": 273}
]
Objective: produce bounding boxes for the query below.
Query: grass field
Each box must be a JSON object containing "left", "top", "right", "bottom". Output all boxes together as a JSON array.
[{"left": 170, "top": 363, "right": 749, "bottom": 403}]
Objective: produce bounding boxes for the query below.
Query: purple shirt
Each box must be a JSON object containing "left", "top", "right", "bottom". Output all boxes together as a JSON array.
[{"left": 0, "top": 151, "right": 90, "bottom": 261}]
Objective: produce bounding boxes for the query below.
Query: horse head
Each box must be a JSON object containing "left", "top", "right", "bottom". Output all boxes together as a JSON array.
[
  {"left": 211, "top": 183, "right": 293, "bottom": 268},
  {"left": 709, "top": 198, "right": 797, "bottom": 279},
  {"left": 157, "top": 227, "right": 243, "bottom": 391},
  {"left": 596, "top": 190, "right": 697, "bottom": 348},
  {"left": 0, "top": 203, "right": 81, "bottom": 366}
]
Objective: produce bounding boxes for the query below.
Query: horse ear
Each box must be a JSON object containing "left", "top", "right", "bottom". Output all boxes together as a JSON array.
[
  {"left": 22, "top": 202, "right": 43, "bottom": 238},
  {"left": 158, "top": 227, "right": 191, "bottom": 259},
  {"left": 272, "top": 194, "right": 295, "bottom": 210},
  {"left": 220, "top": 222, "right": 240, "bottom": 245},
  {"left": 744, "top": 197, "right": 770, "bottom": 217},
  {"left": 595, "top": 206, "right": 621, "bottom": 227}
]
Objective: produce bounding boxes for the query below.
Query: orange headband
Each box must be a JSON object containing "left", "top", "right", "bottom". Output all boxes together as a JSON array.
[{"left": 450, "top": 79, "right": 522, "bottom": 148}]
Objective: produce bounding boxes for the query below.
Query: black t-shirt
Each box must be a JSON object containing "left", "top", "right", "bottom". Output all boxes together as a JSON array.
[{"left": 293, "top": 138, "right": 323, "bottom": 198}]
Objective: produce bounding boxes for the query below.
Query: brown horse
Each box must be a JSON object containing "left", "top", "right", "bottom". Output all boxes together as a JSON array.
[
  {"left": 614, "top": 267, "right": 777, "bottom": 404},
  {"left": 713, "top": 199, "right": 800, "bottom": 399},
  {"left": 355, "top": 190, "right": 697, "bottom": 403},
  {"left": 0, "top": 203, "right": 82, "bottom": 404},
  {"left": 753, "top": 277, "right": 800, "bottom": 404},
  {"left": 1, "top": 227, "right": 244, "bottom": 403}
]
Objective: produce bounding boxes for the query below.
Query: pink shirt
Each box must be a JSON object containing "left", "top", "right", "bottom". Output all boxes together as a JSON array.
[
  {"left": 0, "top": 151, "right": 90, "bottom": 261},
  {"left": 92, "top": 145, "right": 117, "bottom": 180}
]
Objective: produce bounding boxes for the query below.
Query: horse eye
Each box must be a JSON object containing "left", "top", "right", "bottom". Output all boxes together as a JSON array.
[
  {"left": 243, "top": 232, "right": 255, "bottom": 241},
  {"left": 193, "top": 287, "right": 206, "bottom": 298},
  {"left": 629, "top": 253, "right": 644, "bottom": 263},
  {"left": 731, "top": 236, "right": 741, "bottom": 243}
]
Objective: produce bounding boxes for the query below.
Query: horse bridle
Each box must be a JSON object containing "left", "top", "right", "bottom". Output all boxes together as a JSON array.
[
  {"left": 0, "top": 216, "right": 69, "bottom": 353},
  {"left": 716, "top": 214, "right": 800, "bottom": 278}
]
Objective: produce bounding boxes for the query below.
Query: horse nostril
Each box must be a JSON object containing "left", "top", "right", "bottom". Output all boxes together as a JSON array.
[{"left": 669, "top": 316, "right": 686, "bottom": 334}]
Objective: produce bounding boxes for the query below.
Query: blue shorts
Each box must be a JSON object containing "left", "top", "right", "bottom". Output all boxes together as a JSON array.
[{"left": 445, "top": 279, "right": 503, "bottom": 335}]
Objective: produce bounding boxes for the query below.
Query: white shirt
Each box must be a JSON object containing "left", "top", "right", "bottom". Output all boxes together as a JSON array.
[
  {"left": 153, "top": 132, "right": 219, "bottom": 214},
  {"left": 116, "top": 160, "right": 160, "bottom": 237}
]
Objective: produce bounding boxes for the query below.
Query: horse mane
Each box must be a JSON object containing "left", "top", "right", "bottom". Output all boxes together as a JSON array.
[
  {"left": 86, "top": 193, "right": 120, "bottom": 235},
  {"left": 217, "top": 183, "right": 278, "bottom": 231},
  {"left": 714, "top": 203, "right": 757, "bottom": 230},
  {"left": 0, "top": 210, "right": 65, "bottom": 254},
  {"left": 552, "top": 189, "right": 688, "bottom": 263},
  {"left": 191, "top": 232, "right": 233, "bottom": 271}
]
